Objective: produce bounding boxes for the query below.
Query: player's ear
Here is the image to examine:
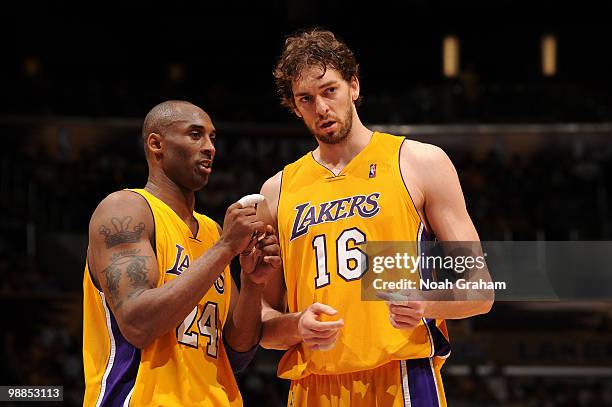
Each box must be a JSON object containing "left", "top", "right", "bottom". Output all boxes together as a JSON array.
[
  {"left": 146, "top": 132, "right": 163, "bottom": 159},
  {"left": 350, "top": 75, "right": 360, "bottom": 103}
]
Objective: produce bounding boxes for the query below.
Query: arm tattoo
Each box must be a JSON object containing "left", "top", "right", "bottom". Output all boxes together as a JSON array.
[
  {"left": 104, "top": 264, "right": 121, "bottom": 295},
  {"left": 99, "top": 216, "right": 145, "bottom": 248},
  {"left": 102, "top": 249, "right": 152, "bottom": 309},
  {"left": 127, "top": 256, "right": 149, "bottom": 286}
]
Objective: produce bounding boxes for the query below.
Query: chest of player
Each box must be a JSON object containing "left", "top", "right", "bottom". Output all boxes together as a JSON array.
[
  {"left": 161, "top": 238, "right": 227, "bottom": 301},
  {"left": 157, "top": 232, "right": 228, "bottom": 358},
  {"left": 281, "top": 167, "right": 404, "bottom": 243}
]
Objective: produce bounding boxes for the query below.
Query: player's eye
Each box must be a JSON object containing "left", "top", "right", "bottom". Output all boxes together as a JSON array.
[
  {"left": 326, "top": 87, "right": 336, "bottom": 95},
  {"left": 299, "top": 96, "right": 311, "bottom": 104},
  {"left": 209, "top": 134, "right": 217, "bottom": 143},
  {"left": 190, "top": 131, "right": 201, "bottom": 139}
]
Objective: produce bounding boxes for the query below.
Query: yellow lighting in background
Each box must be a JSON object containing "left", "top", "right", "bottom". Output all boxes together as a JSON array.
[
  {"left": 168, "top": 63, "right": 185, "bottom": 82},
  {"left": 443, "top": 35, "right": 460, "bottom": 78},
  {"left": 23, "top": 56, "right": 42, "bottom": 77},
  {"left": 541, "top": 34, "right": 557, "bottom": 77}
]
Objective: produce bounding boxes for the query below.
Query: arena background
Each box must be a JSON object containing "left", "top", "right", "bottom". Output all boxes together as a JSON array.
[{"left": 1, "top": 2, "right": 611, "bottom": 405}]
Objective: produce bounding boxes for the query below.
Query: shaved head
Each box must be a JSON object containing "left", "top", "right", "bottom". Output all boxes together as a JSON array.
[
  {"left": 142, "top": 100, "right": 198, "bottom": 140},
  {"left": 140, "top": 99, "right": 217, "bottom": 190}
]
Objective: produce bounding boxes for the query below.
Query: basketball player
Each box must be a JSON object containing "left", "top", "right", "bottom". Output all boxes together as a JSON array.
[
  {"left": 83, "top": 100, "right": 280, "bottom": 406},
  {"left": 257, "top": 30, "right": 494, "bottom": 406}
]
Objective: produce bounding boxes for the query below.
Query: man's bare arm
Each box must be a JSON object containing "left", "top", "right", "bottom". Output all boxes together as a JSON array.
[
  {"left": 255, "top": 172, "right": 299, "bottom": 349},
  {"left": 89, "top": 191, "right": 259, "bottom": 349},
  {"left": 401, "top": 142, "right": 494, "bottom": 318},
  {"left": 258, "top": 173, "right": 296, "bottom": 350},
  {"left": 224, "top": 275, "right": 263, "bottom": 352},
  {"left": 222, "top": 220, "right": 279, "bottom": 353}
]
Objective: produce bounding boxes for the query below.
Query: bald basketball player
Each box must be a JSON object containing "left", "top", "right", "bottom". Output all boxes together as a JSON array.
[{"left": 83, "top": 100, "right": 281, "bottom": 406}]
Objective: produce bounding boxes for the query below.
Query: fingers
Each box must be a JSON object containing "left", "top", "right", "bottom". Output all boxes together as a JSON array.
[
  {"left": 226, "top": 202, "right": 244, "bottom": 213},
  {"left": 264, "top": 224, "right": 276, "bottom": 235},
  {"left": 299, "top": 305, "right": 344, "bottom": 345},
  {"left": 263, "top": 256, "right": 282, "bottom": 268},
  {"left": 305, "top": 326, "right": 339, "bottom": 340},
  {"left": 226, "top": 205, "right": 259, "bottom": 225},
  {"left": 305, "top": 331, "right": 340, "bottom": 349},
  {"left": 228, "top": 204, "right": 276, "bottom": 238},
  {"left": 309, "top": 319, "right": 345, "bottom": 331},
  {"left": 257, "top": 233, "right": 278, "bottom": 248},
  {"left": 389, "top": 312, "right": 422, "bottom": 326},
  {"left": 227, "top": 203, "right": 257, "bottom": 217},
  {"left": 240, "top": 238, "right": 258, "bottom": 256},
  {"left": 297, "top": 302, "right": 347, "bottom": 350},
  {"left": 376, "top": 290, "right": 409, "bottom": 302},
  {"left": 309, "top": 302, "right": 338, "bottom": 316},
  {"left": 257, "top": 237, "right": 279, "bottom": 252},
  {"left": 389, "top": 314, "right": 422, "bottom": 329},
  {"left": 250, "top": 221, "right": 266, "bottom": 235},
  {"left": 387, "top": 302, "right": 424, "bottom": 315},
  {"left": 387, "top": 301, "right": 424, "bottom": 329},
  {"left": 302, "top": 324, "right": 341, "bottom": 350},
  {"left": 244, "top": 228, "right": 278, "bottom": 253}
]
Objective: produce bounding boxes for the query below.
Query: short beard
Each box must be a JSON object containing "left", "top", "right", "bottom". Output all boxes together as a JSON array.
[{"left": 314, "top": 107, "right": 353, "bottom": 145}]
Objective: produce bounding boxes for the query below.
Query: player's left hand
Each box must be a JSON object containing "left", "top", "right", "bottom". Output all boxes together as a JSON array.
[
  {"left": 240, "top": 225, "right": 281, "bottom": 286},
  {"left": 386, "top": 300, "right": 425, "bottom": 329}
]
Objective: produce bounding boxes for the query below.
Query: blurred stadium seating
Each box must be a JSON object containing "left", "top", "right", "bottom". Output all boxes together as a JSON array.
[{"left": 1, "top": 120, "right": 611, "bottom": 406}]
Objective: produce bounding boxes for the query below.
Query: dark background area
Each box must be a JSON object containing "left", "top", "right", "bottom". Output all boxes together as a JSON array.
[
  {"left": 2, "top": 1, "right": 612, "bottom": 123},
  {"left": 1, "top": 2, "right": 612, "bottom": 406}
]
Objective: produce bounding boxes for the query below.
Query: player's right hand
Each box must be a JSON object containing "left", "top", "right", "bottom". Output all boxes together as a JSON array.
[
  {"left": 219, "top": 202, "right": 266, "bottom": 255},
  {"left": 298, "top": 302, "right": 344, "bottom": 351}
]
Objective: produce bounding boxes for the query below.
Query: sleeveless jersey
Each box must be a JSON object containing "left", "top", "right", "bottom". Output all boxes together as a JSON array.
[
  {"left": 277, "top": 132, "right": 451, "bottom": 380},
  {"left": 83, "top": 189, "right": 241, "bottom": 406}
]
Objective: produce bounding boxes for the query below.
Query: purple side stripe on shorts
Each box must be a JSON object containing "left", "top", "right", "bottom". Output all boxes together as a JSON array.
[
  {"left": 426, "top": 319, "right": 451, "bottom": 357},
  {"left": 406, "top": 358, "right": 440, "bottom": 407}
]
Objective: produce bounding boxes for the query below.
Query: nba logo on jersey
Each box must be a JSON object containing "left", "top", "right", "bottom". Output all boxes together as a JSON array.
[{"left": 369, "top": 163, "right": 377, "bottom": 178}]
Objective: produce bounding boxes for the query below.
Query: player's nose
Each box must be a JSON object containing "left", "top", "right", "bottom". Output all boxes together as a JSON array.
[
  {"left": 315, "top": 96, "right": 329, "bottom": 116},
  {"left": 200, "top": 135, "right": 215, "bottom": 157}
]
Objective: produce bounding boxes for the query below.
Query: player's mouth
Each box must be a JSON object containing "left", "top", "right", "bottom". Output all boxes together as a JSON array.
[
  {"left": 319, "top": 120, "right": 337, "bottom": 131},
  {"left": 196, "top": 160, "right": 212, "bottom": 174}
]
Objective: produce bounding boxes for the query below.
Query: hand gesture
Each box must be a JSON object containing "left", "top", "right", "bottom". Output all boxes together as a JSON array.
[
  {"left": 298, "top": 302, "right": 344, "bottom": 351},
  {"left": 219, "top": 201, "right": 265, "bottom": 256},
  {"left": 386, "top": 299, "right": 425, "bottom": 329},
  {"left": 240, "top": 225, "right": 282, "bottom": 286}
]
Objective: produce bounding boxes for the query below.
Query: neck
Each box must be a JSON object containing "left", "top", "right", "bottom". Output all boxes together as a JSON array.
[
  {"left": 313, "top": 114, "right": 373, "bottom": 173},
  {"left": 144, "top": 170, "right": 195, "bottom": 222}
]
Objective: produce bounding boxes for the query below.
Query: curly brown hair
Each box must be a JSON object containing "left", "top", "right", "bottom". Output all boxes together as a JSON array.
[{"left": 273, "top": 28, "right": 361, "bottom": 111}]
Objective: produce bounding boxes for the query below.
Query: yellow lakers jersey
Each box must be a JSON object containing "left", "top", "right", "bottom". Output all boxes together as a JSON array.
[
  {"left": 83, "top": 189, "right": 241, "bottom": 406},
  {"left": 277, "top": 132, "right": 451, "bottom": 380}
]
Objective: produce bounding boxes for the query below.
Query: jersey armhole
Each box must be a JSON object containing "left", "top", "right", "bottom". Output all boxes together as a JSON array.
[
  {"left": 86, "top": 250, "right": 102, "bottom": 291},
  {"left": 276, "top": 170, "right": 284, "bottom": 240},
  {"left": 398, "top": 137, "right": 432, "bottom": 234},
  {"left": 276, "top": 170, "right": 290, "bottom": 297}
]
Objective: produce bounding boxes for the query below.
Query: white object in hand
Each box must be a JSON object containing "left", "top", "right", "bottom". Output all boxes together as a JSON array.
[{"left": 238, "top": 194, "right": 265, "bottom": 208}]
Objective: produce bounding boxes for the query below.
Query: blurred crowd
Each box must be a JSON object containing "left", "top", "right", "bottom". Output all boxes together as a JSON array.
[
  {"left": 0, "top": 123, "right": 611, "bottom": 406},
  {"left": 6, "top": 69, "right": 612, "bottom": 125}
]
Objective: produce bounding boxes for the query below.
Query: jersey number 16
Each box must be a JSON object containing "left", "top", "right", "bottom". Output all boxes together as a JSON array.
[{"left": 312, "top": 227, "right": 368, "bottom": 288}]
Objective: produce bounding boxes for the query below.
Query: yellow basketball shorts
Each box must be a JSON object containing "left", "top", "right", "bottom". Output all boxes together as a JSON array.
[{"left": 287, "top": 358, "right": 446, "bottom": 407}]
